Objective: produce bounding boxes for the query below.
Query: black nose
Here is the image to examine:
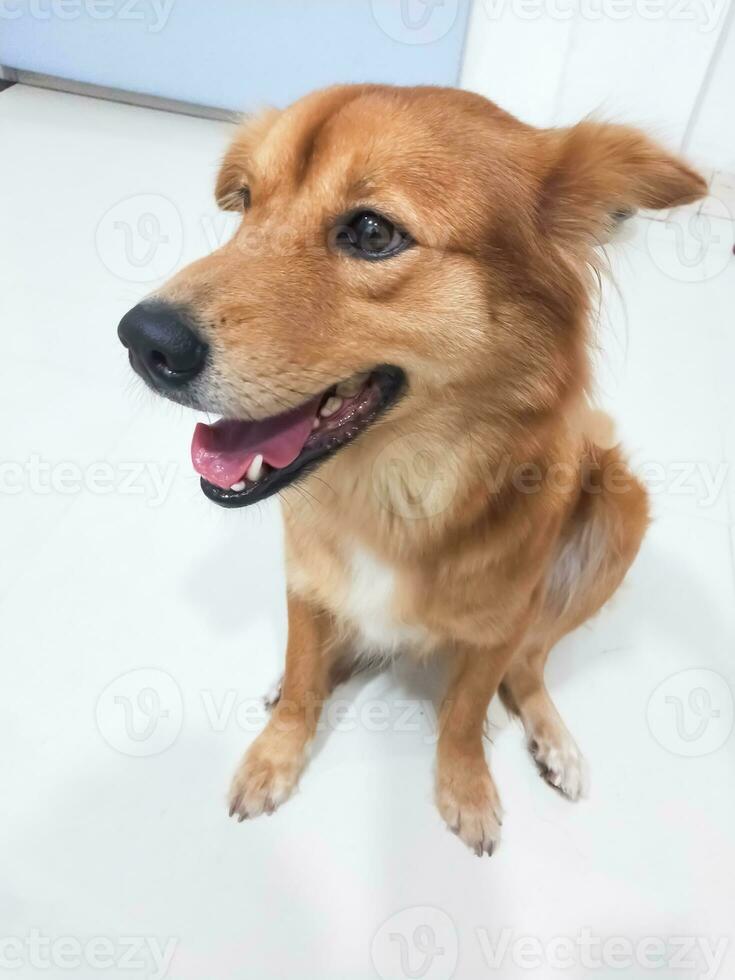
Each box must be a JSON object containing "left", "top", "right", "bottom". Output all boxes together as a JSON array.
[{"left": 117, "top": 301, "right": 208, "bottom": 389}]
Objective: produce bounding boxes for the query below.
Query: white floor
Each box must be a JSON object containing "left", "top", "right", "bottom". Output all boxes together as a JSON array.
[{"left": 1, "top": 85, "right": 734, "bottom": 980}]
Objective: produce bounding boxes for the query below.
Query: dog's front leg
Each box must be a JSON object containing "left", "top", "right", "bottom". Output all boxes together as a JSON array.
[
  {"left": 435, "top": 640, "right": 519, "bottom": 856},
  {"left": 229, "top": 592, "right": 333, "bottom": 821}
]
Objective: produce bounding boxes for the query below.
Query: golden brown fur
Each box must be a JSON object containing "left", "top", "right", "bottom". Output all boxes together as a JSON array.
[{"left": 156, "top": 85, "right": 705, "bottom": 854}]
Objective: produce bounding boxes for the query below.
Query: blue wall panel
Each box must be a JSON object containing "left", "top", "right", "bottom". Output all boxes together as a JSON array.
[{"left": 0, "top": 0, "right": 471, "bottom": 110}]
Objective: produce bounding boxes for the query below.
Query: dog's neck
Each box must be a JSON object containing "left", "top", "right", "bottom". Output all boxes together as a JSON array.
[{"left": 295, "top": 385, "right": 588, "bottom": 561}]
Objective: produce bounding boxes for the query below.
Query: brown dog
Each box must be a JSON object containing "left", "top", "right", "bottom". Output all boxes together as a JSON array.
[{"left": 118, "top": 84, "right": 705, "bottom": 855}]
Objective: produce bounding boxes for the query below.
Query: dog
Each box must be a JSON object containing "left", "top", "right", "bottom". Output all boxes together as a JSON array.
[{"left": 118, "top": 84, "right": 705, "bottom": 855}]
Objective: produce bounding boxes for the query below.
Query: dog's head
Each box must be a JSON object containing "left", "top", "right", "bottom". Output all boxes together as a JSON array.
[{"left": 118, "top": 84, "right": 705, "bottom": 507}]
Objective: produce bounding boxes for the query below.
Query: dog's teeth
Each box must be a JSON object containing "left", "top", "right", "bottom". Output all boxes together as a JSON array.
[
  {"left": 320, "top": 396, "right": 343, "bottom": 418},
  {"left": 312, "top": 417, "right": 321, "bottom": 430},
  {"left": 230, "top": 481, "right": 246, "bottom": 492},
  {"left": 246, "top": 454, "right": 264, "bottom": 482}
]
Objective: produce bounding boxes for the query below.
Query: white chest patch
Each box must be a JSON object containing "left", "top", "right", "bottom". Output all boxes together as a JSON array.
[{"left": 341, "top": 546, "right": 426, "bottom": 657}]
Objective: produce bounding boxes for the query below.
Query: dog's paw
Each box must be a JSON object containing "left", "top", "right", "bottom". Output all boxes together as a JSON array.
[
  {"left": 436, "top": 766, "right": 503, "bottom": 857},
  {"left": 529, "top": 730, "right": 589, "bottom": 801},
  {"left": 228, "top": 734, "right": 306, "bottom": 821}
]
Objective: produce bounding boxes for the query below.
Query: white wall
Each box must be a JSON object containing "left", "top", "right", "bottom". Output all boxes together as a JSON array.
[
  {"left": 461, "top": 0, "right": 735, "bottom": 171},
  {"left": 685, "top": 6, "right": 735, "bottom": 170}
]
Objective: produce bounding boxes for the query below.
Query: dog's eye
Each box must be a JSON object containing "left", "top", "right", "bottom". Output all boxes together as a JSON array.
[
  {"left": 240, "top": 186, "right": 251, "bottom": 210},
  {"left": 333, "top": 210, "right": 411, "bottom": 260}
]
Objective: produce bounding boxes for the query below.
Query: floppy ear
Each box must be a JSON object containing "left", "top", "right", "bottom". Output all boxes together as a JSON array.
[{"left": 540, "top": 122, "right": 707, "bottom": 244}]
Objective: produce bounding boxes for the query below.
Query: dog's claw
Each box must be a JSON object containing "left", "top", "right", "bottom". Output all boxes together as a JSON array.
[
  {"left": 474, "top": 836, "right": 497, "bottom": 857},
  {"left": 437, "top": 767, "right": 503, "bottom": 857},
  {"left": 228, "top": 735, "right": 306, "bottom": 822}
]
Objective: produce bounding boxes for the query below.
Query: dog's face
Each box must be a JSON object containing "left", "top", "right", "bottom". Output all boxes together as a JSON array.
[{"left": 118, "top": 84, "right": 705, "bottom": 507}]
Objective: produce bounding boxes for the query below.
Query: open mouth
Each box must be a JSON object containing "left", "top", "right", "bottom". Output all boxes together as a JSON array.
[{"left": 191, "top": 366, "right": 405, "bottom": 507}]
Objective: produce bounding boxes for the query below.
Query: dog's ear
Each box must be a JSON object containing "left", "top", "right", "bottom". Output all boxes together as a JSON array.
[
  {"left": 215, "top": 151, "right": 249, "bottom": 212},
  {"left": 214, "top": 158, "right": 250, "bottom": 211},
  {"left": 539, "top": 122, "right": 707, "bottom": 244},
  {"left": 215, "top": 108, "right": 281, "bottom": 211}
]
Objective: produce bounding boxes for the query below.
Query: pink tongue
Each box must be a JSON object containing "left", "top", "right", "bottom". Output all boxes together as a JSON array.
[{"left": 191, "top": 397, "right": 320, "bottom": 489}]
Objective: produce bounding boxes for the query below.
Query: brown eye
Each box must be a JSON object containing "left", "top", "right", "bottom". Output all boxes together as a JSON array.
[
  {"left": 333, "top": 210, "right": 412, "bottom": 260},
  {"left": 240, "top": 186, "right": 251, "bottom": 209}
]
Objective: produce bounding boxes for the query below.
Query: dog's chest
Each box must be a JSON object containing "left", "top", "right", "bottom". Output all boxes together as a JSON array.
[{"left": 341, "top": 546, "right": 427, "bottom": 656}]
